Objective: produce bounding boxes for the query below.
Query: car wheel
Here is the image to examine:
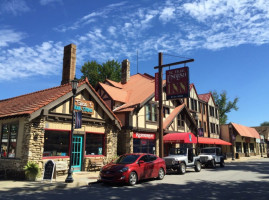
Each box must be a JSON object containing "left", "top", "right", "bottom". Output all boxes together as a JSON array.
[
  {"left": 178, "top": 163, "right": 186, "bottom": 174},
  {"left": 220, "top": 159, "right": 225, "bottom": 168},
  {"left": 128, "top": 172, "right": 137, "bottom": 186},
  {"left": 157, "top": 168, "right": 165, "bottom": 180},
  {"left": 195, "top": 161, "right": 201, "bottom": 172},
  {"left": 211, "top": 160, "right": 216, "bottom": 168}
]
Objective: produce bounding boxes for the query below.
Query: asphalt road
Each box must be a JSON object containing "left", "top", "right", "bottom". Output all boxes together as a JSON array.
[{"left": 1, "top": 158, "right": 269, "bottom": 200}]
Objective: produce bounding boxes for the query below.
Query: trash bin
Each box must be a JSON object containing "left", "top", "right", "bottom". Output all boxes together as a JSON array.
[{"left": 235, "top": 153, "right": 240, "bottom": 159}]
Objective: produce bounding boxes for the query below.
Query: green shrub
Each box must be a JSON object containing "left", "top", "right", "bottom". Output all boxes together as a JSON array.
[{"left": 23, "top": 161, "right": 40, "bottom": 181}]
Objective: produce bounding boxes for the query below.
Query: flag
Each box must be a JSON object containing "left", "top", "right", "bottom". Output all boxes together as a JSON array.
[{"left": 75, "top": 111, "right": 82, "bottom": 129}]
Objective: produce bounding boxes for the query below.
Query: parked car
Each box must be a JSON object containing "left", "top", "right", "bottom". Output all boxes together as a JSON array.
[
  {"left": 163, "top": 147, "right": 201, "bottom": 174},
  {"left": 99, "top": 153, "right": 166, "bottom": 186},
  {"left": 199, "top": 147, "right": 225, "bottom": 168}
]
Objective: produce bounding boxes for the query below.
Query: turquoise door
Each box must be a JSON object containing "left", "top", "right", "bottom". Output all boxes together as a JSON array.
[{"left": 71, "top": 135, "right": 83, "bottom": 172}]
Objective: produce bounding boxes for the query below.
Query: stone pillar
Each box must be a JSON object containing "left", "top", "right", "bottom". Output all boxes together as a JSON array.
[{"left": 61, "top": 44, "right": 76, "bottom": 85}]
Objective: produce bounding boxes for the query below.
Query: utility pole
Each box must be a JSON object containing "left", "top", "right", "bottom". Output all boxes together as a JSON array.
[{"left": 154, "top": 53, "right": 194, "bottom": 158}]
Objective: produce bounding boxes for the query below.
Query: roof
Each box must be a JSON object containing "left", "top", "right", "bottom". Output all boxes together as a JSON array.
[
  {"left": 0, "top": 78, "right": 122, "bottom": 128},
  {"left": 101, "top": 74, "right": 162, "bottom": 113},
  {"left": 198, "top": 93, "right": 211, "bottom": 102},
  {"left": 231, "top": 123, "right": 260, "bottom": 139},
  {"left": 163, "top": 132, "right": 197, "bottom": 144},
  {"left": 163, "top": 104, "right": 185, "bottom": 129},
  {"left": 99, "top": 83, "right": 128, "bottom": 103},
  {"left": 198, "top": 137, "right": 232, "bottom": 145}
]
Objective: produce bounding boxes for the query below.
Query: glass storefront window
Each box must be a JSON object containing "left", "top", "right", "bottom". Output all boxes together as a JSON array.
[
  {"left": 133, "top": 138, "right": 156, "bottom": 154},
  {"left": 43, "top": 130, "right": 69, "bottom": 157},
  {"left": 249, "top": 143, "right": 254, "bottom": 153},
  {"left": 0, "top": 123, "right": 18, "bottom": 158},
  {"left": 236, "top": 142, "right": 242, "bottom": 153},
  {"left": 85, "top": 133, "right": 104, "bottom": 155}
]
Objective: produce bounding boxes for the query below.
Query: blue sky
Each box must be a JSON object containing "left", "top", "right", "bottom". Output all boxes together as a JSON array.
[{"left": 1, "top": 0, "right": 269, "bottom": 127}]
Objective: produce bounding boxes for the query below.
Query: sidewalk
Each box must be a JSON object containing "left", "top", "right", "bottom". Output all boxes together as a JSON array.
[
  {"left": 0, "top": 171, "right": 100, "bottom": 192},
  {"left": 225, "top": 155, "right": 268, "bottom": 163}
]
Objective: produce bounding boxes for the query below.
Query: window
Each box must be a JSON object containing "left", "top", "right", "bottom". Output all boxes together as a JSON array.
[
  {"left": 236, "top": 142, "right": 242, "bottom": 153},
  {"left": 146, "top": 103, "right": 157, "bottom": 122},
  {"left": 163, "top": 107, "right": 170, "bottom": 118},
  {"left": 133, "top": 139, "right": 155, "bottom": 154},
  {"left": 177, "top": 113, "right": 185, "bottom": 128},
  {"left": 203, "top": 104, "right": 206, "bottom": 114},
  {"left": 216, "top": 125, "right": 219, "bottom": 134},
  {"left": 43, "top": 130, "right": 69, "bottom": 157},
  {"left": 204, "top": 122, "right": 207, "bottom": 132},
  {"left": 215, "top": 108, "right": 218, "bottom": 118},
  {"left": 209, "top": 106, "right": 215, "bottom": 117},
  {"left": 85, "top": 133, "right": 104, "bottom": 155},
  {"left": 210, "top": 123, "right": 216, "bottom": 133},
  {"left": 190, "top": 98, "right": 197, "bottom": 111},
  {"left": 0, "top": 123, "right": 18, "bottom": 158},
  {"left": 249, "top": 143, "right": 254, "bottom": 153},
  {"left": 199, "top": 121, "right": 202, "bottom": 129}
]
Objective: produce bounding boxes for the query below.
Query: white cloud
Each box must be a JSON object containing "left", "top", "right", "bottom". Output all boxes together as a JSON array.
[
  {"left": 159, "top": 7, "right": 175, "bottom": 23},
  {"left": 0, "top": 29, "right": 25, "bottom": 47},
  {"left": 0, "top": 0, "right": 30, "bottom": 15},
  {"left": 40, "top": 0, "right": 62, "bottom": 6},
  {"left": 0, "top": 41, "right": 63, "bottom": 80}
]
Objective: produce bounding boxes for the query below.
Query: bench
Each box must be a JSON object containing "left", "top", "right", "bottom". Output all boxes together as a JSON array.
[
  {"left": 55, "top": 161, "right": 68, "bottom": 175},
  {"left": 90, "top": 159, "right": 104, "bottom": 171}
]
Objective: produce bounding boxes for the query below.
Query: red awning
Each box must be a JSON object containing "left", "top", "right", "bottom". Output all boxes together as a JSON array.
[
  {"left": 198, "top": 137, "right": 232, "bottom": 145},
  {"left": 163, "top": 132, "right": 197, "bottom": 144}
]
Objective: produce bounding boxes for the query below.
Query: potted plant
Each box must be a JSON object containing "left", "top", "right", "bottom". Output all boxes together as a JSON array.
[{"left": 23, "top": 161, "right": 40, "bottom": 181}]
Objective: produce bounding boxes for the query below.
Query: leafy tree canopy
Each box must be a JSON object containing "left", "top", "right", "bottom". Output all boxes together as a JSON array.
[
  {"left": 260, "top": 121, "right": 269, "bottom": 126},
  {"left": 80, "top": 60, "right": 121, "bottom": 87},
  {"left": 211, "top": 90, "right": 239, "bottom": 125}
]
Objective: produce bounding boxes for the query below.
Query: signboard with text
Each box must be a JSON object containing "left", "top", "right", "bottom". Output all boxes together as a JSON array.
[
  {"left": 133, "top": 132, "right": 156, "bottom": 140},
  {"left": 72, "top": 98, "right": 94, "bottom": 115},
  {"left": 166, "top": 67, "right": 189, "bottom": 100},
  {"left": 155, "top": 73, "right": 159, "bottom": 101}
]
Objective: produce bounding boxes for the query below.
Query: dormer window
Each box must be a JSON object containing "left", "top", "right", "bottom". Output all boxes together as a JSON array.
[{"left": 146, "top": 103, "right": 157, "bottom": 122}]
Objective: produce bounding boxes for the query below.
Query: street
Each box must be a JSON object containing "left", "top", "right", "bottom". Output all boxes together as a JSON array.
[{"left": 1, "top": 158, "right": 269, "bottom": 200}]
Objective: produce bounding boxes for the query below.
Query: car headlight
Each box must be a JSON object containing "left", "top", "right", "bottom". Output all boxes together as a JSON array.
[{"left": 119, "top": 167, "right": 129, "bottom": 173}]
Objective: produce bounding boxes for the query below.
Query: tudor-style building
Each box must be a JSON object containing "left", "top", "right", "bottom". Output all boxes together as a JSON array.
[
  {"left": 97, "top": 59, "right": 199, "bottom": 157},
  {"left": 0, "top": 44, "right": 121, "bottom": 178}
]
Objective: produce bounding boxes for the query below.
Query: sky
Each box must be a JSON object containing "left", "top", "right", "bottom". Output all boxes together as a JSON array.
[{"left": 1, "top": 0, "right": 269, "bottom": 127}]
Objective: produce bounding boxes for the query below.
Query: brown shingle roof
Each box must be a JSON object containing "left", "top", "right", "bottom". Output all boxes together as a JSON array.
[
  {"left": 198, "top": 93, "right": 211, "bottom": 102},
  {"left": 0, "top": 78, "right": 122, "bottom": 128},
  {"left": 231, "top": 123, "right": 260, "bottom": 139},
  {"left": 99, "top": 83, "right": 128, "bottom": 103}
]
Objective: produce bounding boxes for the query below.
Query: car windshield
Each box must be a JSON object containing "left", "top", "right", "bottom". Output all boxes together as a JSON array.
[
  {"left": 113, "top": 155, "right": 140, "bottom": 164},
  {"left": 201, "top": 148, "right": 216, "bottom": 154},
  {"left": 169, "top": 148, "right": 186, "bottom": 155}
]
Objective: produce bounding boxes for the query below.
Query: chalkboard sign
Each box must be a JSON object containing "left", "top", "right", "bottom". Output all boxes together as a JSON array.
[{"left": 43, "top": 160, "right": 55, "bottom": 182}]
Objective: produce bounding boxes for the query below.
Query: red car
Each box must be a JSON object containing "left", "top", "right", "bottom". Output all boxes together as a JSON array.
[{"left": 99, "top": 153, "right": 166, "bottom": 186}]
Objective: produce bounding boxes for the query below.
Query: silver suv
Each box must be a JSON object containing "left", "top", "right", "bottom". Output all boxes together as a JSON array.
[
  {"left": 199, "top": 147, "right": 225, "bottom": 168},
  {"left": 164, "top": 148, "right": 201, "bottom": 174}
]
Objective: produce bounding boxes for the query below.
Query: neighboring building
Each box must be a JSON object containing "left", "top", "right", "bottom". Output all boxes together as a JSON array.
[
  {"left": 220, "top": 123, "right": 260, "bottom": 159},
  {"left": 253, "top": 126, "right": 269, "bottom": 156},
  {"left": 0, "top": 44, "right": 121, "bottom": 178}
]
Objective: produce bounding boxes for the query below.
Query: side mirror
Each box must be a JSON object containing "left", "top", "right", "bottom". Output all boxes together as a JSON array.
[{"left": 138, "top": 160, "right": 145, "bottom": 164}]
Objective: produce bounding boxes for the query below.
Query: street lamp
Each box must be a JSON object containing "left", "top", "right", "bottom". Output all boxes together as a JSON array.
[{"left": 65, "top": 78, "right": 78, "bottom": 183}]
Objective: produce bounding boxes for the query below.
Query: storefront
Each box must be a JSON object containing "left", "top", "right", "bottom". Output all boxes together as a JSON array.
[
  {"left": 133, "top": 132, "right": 156, "bottom": 154},
  {"left": 0, "top": 78, "right": 121, "bottom": 179}
]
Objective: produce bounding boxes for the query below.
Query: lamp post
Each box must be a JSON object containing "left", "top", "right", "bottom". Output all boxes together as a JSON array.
[{"left": 65, "top": 78, "right": 78, "bottom": 183}]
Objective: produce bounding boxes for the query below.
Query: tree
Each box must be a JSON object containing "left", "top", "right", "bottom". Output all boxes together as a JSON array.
[
  {"left": 80, "top": 60, "right": 121, "bottom": 87},
  {"left": 211, "top": 90, "right": 239, "bottom": 125},
  {"left": 260, "top": 121, "right": 269, "bottom": 126}
]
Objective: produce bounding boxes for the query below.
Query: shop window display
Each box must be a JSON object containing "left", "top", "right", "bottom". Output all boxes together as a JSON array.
[
  {"left": 85, "top": 133, "right": 104, "bottom": 155},
  {"left": 133, "top": 138, "right": 156, "bottom": 154},
  {"left": 43, "top": 130, "right": 69, "bottom": 157},
  {"left": 0, "top": 123, "right": 18, "bottom": 158}
]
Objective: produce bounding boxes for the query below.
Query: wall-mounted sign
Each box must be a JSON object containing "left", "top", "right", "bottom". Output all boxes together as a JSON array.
[
  {"left": 133, "top": 132, "right": 156, "bottom": 140},
  {"left": 166, "top": 67, "right": 189, "bottom": 100},
  {"left": 198, "top": 128, "right": 204, "bottom": 137},
  {"left": 73, "top": 99, "right": 94, "bottom": 115}
]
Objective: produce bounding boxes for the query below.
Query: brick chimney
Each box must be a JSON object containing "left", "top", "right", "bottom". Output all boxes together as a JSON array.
[
  {"left": 121, "top": 59, "right": 130, "bottom": 84},
  {"left": 61, "top": 44, "right": 76, "bottom": 85}
]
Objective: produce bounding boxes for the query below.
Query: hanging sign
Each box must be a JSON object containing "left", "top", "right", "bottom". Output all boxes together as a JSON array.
[
  {"left": 155, "top": 73, "right": 159, "bottom": 101},
  {"left": 198, "top": 128, "right": 204, "bottom": 137},
  {"left": 166, "top": 67, "right": 189, "bottom": 100},
  {"left": 75, "top": 111, "right": 82, "bottom": 129},
  {"left": 73, "top": 99, "right": 94, "bottom": 115}
]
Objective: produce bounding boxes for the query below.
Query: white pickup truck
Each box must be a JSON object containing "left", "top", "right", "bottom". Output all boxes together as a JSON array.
[{"left": 163, "top": 148, "right": 201, "bottom": 174}]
